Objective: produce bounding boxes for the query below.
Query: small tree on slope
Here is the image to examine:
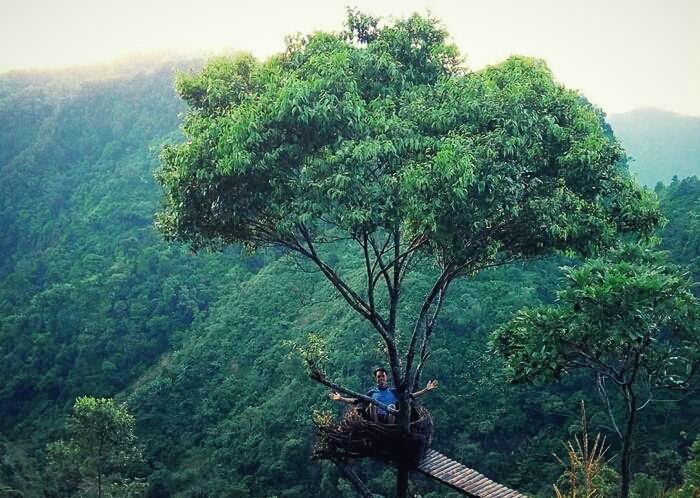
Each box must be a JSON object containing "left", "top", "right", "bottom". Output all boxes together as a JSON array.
[
  {"left": 493, "top": 245, "right": 700, "bottom": 498},
  {"left": 47, "top": 396, "right": 144, "bottom": 498}
]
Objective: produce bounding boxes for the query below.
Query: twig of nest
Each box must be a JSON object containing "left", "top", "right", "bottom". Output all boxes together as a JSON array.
[{"left": 313, "top": 404, "right": 433, "bottom": 469}]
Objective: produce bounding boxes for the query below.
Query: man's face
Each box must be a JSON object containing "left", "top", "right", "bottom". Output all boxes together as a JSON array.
[{"left": 375, "top": 370, "right": 388, "bottom": 388}]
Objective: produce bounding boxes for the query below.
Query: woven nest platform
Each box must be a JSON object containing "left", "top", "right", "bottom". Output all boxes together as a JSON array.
[{"left": 313, "top": 404, "right": 434, "bottom": 469}]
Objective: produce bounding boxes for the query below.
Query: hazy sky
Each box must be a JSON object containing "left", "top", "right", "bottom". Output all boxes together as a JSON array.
[{"left": 2, "top": 0, "right": 699, "bottom": 115}]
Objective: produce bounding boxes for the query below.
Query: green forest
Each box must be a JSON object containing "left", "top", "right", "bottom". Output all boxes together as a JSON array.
[{"left": 1, "top": 13, "right": 699, "bottom": 498}]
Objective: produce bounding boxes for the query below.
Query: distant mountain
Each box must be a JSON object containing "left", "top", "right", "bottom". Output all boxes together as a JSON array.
[{"left": 608, "top": 108, "right": 700, "bottom": 187}]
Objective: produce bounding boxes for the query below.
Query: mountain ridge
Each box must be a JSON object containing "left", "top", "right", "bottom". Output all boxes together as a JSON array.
[{"left": 608, "top": 107, "right": 700, "bottom": 187}]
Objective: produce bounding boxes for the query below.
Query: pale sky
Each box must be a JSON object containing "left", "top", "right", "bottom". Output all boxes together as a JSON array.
[{"left": 1, "top": 0, "right": 699, "bottom": 115}]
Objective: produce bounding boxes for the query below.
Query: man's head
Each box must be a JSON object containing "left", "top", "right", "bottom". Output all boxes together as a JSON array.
[{"left": 373, "top": 367, "right": 388, "bottom": 388}]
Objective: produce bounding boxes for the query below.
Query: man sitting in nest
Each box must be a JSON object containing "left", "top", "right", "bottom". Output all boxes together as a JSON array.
[{"left": 329, "top": 367, "right": 439, "bottom": 424}]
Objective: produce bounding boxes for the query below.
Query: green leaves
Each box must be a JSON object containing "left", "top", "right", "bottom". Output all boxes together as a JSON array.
[
  {"left": 47, "top": 397, "right": 144, "bottom": 496},
  {"left": 175, "top": 53, "right": 260, "bottom": 116},
  {"left": 493, "top": 245, "right": 700, "bottom": 386},
  {"left": 157, "top": 13, "right": 660, "bottom": 274}
]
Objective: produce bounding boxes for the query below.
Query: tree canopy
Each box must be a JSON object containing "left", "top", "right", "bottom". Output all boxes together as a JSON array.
[
  {"left": 493, "top": 245, "right": 700, "bottom": 388},
  {"left": 157, "top": 12, "right": 659, "bottom": 261}
]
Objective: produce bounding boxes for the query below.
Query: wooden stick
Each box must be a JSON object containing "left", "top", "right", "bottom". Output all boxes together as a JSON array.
[{"left": 309, "top": 366, "right": 400, "bottom": 414}]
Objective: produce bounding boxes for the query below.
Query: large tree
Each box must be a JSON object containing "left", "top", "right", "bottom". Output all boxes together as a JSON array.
[
  {"left": 156, "top": 11, "right": 660, "bottom": 497},
  {"left": 493, "top": 246, "right": 700, "bottom": 498}
]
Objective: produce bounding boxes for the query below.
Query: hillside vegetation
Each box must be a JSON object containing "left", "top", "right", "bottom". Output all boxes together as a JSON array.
[{"left": 0, "top": 55, "right": 699, "bottom": 497}]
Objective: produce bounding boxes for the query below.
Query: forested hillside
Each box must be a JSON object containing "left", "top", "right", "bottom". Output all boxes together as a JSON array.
[
  {"left": 608, "top": 108, "right": 700, "bottom": 188},
  {"left": 1, "top": 56, "right": 699, "bottom": 498}
]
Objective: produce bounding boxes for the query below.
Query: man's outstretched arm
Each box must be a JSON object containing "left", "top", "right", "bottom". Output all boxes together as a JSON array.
[
  {"left": 329, "top": 391, "right": 358, "bottom": 404},
  {"left": 411, "top": 379, "right": 439, "bottom": 398}
]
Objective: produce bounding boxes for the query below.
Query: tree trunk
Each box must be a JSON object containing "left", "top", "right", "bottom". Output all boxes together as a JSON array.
[
  {"left": 619, "top": 390, "right": 637, "bottom": 498},
  {"left": 97, "top": 450, "right": 103, "bottom": 498},
  {"left": 97, "top": 467, "right": 102, "bottom": 498},
  {"left": 396, "top": 466, "right": 410, "bottom": 498},
  {"left": 395, "top": 390, "right": 411, "bottom": 498}
]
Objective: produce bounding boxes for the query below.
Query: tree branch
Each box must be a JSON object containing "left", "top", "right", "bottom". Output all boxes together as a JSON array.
[
  {"left": 287, "top": 229, "right": 397, "bottom": 372},
  {"left": 411, "top": 282, "right": 449, "bottom": 392},
  {"left": 389, "top": 221, "right": 401, "bottom": 332},
  {"left": 296, "top": 224, "right": 373, "bottom": 320},
  {"left": 360, "top": 231, "right": 377, "bottom": 315},
  {"left": 403, "top": 268, "right": 451, "bottom": 388},
  {"left": 333, "top": 460, "right": 374, "bottom": 498},
  {"left": 308, "top": 366, "right": 399, "bottom": 414},
  {"left": 596, "top": 374, "right": 622, "bottom": 438},
  {"left": 369, "top": 233, "right": 395, "bottom": 300}
]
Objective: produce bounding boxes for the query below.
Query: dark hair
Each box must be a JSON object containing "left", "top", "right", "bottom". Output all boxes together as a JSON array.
[{"left": 373, "top": 367, "right": 388, "bottom": 377}]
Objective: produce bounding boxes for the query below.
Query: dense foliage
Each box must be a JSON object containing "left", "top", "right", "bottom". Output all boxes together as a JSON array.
[
  {"left": 157, "top": 13, "right": 659, "bottom": 276},
  {"left": 0, "top": 52, "right": 698, "bottom": 498}
]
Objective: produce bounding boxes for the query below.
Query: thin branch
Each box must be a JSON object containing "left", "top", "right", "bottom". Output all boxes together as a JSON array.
[
  {"left": 391, "top": 234, "right": 430, "bottom": 285},
  {"left": 369, "top": 233, "right": 395, "bottom": 299},
  {"left": 389, "top": 221, "right": 401, "bottom": 332},
  {"left": 360, "top": 231, "right": 377, "bottom": 315},
  {"left": 285, "top": 252, "right": 321, "bottom": 274},
  {"left": 411, "top": 282, "right": 448, "bottom": 391},
  {"left": 596, "top": 374, "right": 622, "bottom": 438},
  {"left": 288, "top": 229, "right": 397, "bottom": 373},
  {"left": 368, "top": 232, "right": 393, "bottom": 276},
  {"left": 652, "top": 362, "right": 699, "bottom": 391},
  {"left": 403, "top": 268, "right": 452, "bottom": 387},
  {"left": 297, "top": 224, "right": 373, "bottom": 321},
  {"left": 563, "top": 343, "right": 625, "bottom": 386},
  {"left": 636, "top": 395, "right": 653, "bottom": 412},
  {"left": 333, "top": 461, "right": 374, "bottom": 498},
  {"left": 645, "top": 343, "right": 672, "bottom": 388},
  {"left": 413, "top": 352, "right": 432, "bottom": 390},
  {"left": 636, "top": 392, "right": 697, "bottom": 403},
  {"left": 397, "top": 242, "right": 421, "bottom": 288},
  {"left": 427, "top": 283, "right": 447, "bottom": 330}
]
